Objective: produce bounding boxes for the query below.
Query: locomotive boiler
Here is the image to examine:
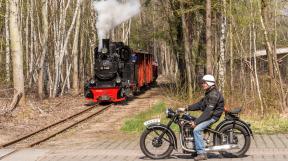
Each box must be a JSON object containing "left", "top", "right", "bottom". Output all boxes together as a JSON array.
[{"left": 84, "top": 39, "right": 158, "bottom": 103}]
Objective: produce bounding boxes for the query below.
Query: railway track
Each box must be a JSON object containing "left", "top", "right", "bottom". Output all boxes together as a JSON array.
[{"left": 0, "top": 104, "right": 112, "bottom": 160}]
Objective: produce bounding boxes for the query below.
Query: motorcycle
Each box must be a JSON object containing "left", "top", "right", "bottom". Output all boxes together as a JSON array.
[{"left": 140, "top": 107, "right": 253, "bottom": 159}]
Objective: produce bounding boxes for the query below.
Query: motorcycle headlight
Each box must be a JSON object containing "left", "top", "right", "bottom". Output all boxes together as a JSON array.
[{"left": 166, "top": 108, "right": 175, "bottom": 118}]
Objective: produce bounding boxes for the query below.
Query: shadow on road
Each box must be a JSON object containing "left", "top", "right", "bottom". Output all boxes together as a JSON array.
[{"left": 138, "top": 153, "right": 250, "bottom": 160}]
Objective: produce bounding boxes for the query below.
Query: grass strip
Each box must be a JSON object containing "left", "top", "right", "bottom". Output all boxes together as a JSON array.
[{"left": 121, "top": 102, "right": 167, "bottom": 133}]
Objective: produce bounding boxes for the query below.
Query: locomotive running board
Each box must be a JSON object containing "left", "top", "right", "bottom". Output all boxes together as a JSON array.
[{"left": 205, "top": 144, "right": 239, "bottom": 152}]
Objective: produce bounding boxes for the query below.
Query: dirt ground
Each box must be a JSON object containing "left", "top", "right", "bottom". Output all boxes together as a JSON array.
[
  {"left": 0, "top": 94, "right": 90, "bottom": 145},
  {"left": 39, "top": 85, "right": 165, "bottom": 148},
  {"left": 0, "top": 77, "right": 169, "bottom": 146}
]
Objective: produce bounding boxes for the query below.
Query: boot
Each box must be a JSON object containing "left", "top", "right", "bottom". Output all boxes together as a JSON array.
[
  {"left": 191, "top": 152, "right": 197, "bottom": 158},
  {"left": 194, "top": 153, "right": 207, "bottom": 161}
]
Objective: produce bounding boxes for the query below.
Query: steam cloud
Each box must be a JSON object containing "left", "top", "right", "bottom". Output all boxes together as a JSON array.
[{"left": 93, "top": 0, "right": 141, "bottom": 49}]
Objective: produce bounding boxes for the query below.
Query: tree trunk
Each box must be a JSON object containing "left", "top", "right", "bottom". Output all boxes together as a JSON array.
[
  {"left": 38, "top": 0, "right": 48, "bottom": 99},
  {"left": 252, "top": 19, "right": 264, "bottom": 116},
  {"left": 218, "top": 0, "right": 227, "bottom": 91},
  {"left": 253, "top": 25, "right": 264, "bottom": 117},
  {"left": 181, "top": 2, "right": 193, "bottom": 99},
  {"left": 205, "top": 0, "right": 212, "bottom": 74},
  {"left": 72, "top": 7, "right": 81, "bottom": 94},
  {"left": 9, "top": 0, "right": 25, "bottom": 104},
  {"left": 28, "top": 0, "right": 34, "bottom": 87},
  {"left": 5, "top": 2, "right": 10, "bottom": 83},
  {"left": 229, "top": 0, "right": 233, "bottom": 93},
  {"left": 79, "top": 29, "right": 85, "bottom": 83},
  {"left": 259, "top": 0, "right": 274, "bottom": 79}
]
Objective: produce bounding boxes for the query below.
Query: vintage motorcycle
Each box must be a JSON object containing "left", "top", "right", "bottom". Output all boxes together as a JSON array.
[{"left": 140, "top": 107, "right": 253, "bottom": 159}]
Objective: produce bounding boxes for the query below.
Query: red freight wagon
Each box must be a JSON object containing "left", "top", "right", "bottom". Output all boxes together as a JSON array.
[{"left": 134, "top": 51, "right": 154, "bottom": 88}]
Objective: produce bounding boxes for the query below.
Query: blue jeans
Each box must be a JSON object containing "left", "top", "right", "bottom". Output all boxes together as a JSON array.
[{"left": 193, "top": 118, "right": 216, "bottom": 154}]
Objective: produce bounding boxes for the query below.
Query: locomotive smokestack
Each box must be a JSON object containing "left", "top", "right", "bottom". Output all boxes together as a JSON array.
[
  {"left": 102, "top": 39, "right": 109, "bottom": 49},
  {"left": 102, "top": 39, "right": 110, "bottom": 53}
]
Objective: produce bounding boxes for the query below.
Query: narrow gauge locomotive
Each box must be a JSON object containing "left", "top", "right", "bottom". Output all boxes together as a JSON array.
[{"left": 84, "top": 39, "right": 158, "bottom": 103}]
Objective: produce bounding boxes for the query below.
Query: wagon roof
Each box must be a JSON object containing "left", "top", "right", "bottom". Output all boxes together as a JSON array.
[{"left": 255, "top": 48, "right": 288, "bottom": 57}]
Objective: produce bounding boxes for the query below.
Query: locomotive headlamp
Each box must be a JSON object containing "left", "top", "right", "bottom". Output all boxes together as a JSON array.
[
  {"left": 90, "top": 79, "right": 95, "bottom": 84},
  {"left": 101, "top": 47, "right": 108, "bottom": 54},
  {"left": 116, "top": 76, "right": 121, "bottom": 83}
]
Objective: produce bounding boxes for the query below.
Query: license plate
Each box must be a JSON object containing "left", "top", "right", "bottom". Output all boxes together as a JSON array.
[{"left": 144, "top": 118, "right": 160, "bottom": 127}]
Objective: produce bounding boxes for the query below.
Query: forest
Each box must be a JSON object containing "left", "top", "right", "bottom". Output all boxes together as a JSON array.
[{"left": 0, "top": 0, "right": 287, "bottom": 119}]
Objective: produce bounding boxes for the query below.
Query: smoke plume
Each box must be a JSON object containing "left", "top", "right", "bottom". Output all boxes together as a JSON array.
[{"left": 93, "top": 0, "right": 141, "bottom": 49}]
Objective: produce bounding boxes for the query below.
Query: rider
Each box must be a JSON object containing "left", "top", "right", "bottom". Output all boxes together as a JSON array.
[{"left": 179, "top": 74, "right": 224, "bottom": 161}]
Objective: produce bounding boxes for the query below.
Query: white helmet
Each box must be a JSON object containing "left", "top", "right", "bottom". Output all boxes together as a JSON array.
[{"left": 201, "top": 75, "right": 216, "bottom": 86}]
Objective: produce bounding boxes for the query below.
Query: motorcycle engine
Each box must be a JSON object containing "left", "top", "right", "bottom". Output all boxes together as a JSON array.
[
  {"left": 182, "top": 123, "right": 194, "bottom": 149},
  {"left": 181, "top": 113, "right": 210, "bottom": 149}
]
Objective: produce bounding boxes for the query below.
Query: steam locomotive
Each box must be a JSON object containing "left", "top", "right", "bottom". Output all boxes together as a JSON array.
[{"left": 84, "top": 39, "right": 158, "bottom": 103}]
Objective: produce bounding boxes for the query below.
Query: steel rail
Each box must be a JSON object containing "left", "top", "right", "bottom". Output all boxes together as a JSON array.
[
  {"left": 0, "top": 104, "right": 111, "bottom": 160},
  {"left": 0, "top": 104, "right": 98, "bottom": 148},
  {"left": 28, "top": 104, "right": 111, "bottom": 147}
]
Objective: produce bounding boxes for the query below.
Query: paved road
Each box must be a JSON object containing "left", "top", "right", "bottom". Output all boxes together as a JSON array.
[{"left": 1, "top": 134, "right": 288, "bottom": 161}]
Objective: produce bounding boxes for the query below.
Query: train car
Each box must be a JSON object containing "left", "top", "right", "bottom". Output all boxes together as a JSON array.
[{"left": 84, "top": 39, "right": 157, "bottom": 103}]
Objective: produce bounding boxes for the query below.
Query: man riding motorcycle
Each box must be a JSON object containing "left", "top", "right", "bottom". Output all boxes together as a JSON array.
[{"left": 178, "top": 75, "right": 224, "bottom": 161}]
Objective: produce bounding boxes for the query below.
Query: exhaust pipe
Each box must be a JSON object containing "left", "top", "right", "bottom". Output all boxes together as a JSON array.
[{"left": 205, "top": 144, "right": 239, "bottom": 152}]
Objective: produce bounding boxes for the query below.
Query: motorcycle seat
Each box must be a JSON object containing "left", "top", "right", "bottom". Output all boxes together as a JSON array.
[{"left": 228, "top": 108, "right": 242, "bottom": 114}]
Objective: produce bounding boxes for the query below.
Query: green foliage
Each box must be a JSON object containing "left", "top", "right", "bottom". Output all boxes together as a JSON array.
[{"left": 121, "top": 102, "right": 167, "bottom": 133}]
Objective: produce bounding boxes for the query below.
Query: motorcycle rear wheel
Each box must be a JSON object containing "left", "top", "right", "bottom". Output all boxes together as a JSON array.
[
  {"left": 140, "top": 127, "right": 174, "bottom": 159},
  {"left": 214, "top": 124, "right": 251, "bottom": 158}
]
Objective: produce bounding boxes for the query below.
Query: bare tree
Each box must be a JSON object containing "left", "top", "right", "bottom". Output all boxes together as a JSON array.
[
  {"left": 72, "top": 4, "right": 82, "bottom": 94},
  {"left": 38, "top": 0, "right": 49, "bottom": 99},
  {"left": 9, "top": 0, "right": 25, "bottom": 104},
  {"left": 228, "top": 0, "right": 233, "bottom": 92},
  {"left": 259, "top": 0, "right": 274, "bottom": 79},
  {"left": 180, "top": 2, "right": 193, "bottom": 99},
  {"left": 218, "top": 0, "right": 227, "bottom": 91},
  {"left": 5, "top": 1, "right": 10, "bottom": 82},
  {"left": 251, "top": 1, "right": 264, "bottom": 116},
  {"left": 206, "top": 0, "right": 212, "bottom": 74}
]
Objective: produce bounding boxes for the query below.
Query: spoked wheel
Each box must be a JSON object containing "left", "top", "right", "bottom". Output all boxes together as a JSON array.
[
  {"left": 214, "top": 124, "right": 251, "bottom": 158},
  {"left": 140, "top": 127, "right": 174, "bottom": 159}
]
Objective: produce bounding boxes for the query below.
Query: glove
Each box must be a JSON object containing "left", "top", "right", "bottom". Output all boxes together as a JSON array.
[{"left": 190, "top": 121, "right": 196, "bottom": 128}]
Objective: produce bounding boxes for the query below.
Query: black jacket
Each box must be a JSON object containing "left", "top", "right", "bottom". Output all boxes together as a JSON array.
[{"left": 187, "top": 86, "right": 224, "bottom": 125}]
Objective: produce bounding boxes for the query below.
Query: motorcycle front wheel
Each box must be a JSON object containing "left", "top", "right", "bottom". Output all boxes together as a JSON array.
[
  {"left": 214, "top": 124, "right": 251, "bottom": 158},
  {"left": 140, "top": 127, "right": 174, "bottom": 159}
]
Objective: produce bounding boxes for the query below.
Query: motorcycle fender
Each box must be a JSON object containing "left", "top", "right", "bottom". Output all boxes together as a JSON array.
[
  {"left": 237, "top": 120, "right": 253, "bottom": 137},
  {"left": 147, "top": 124, "right": 178, "bottom": 150},
  {"left": 215, "top": 120, "right": 253, "bottom": 137}
]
